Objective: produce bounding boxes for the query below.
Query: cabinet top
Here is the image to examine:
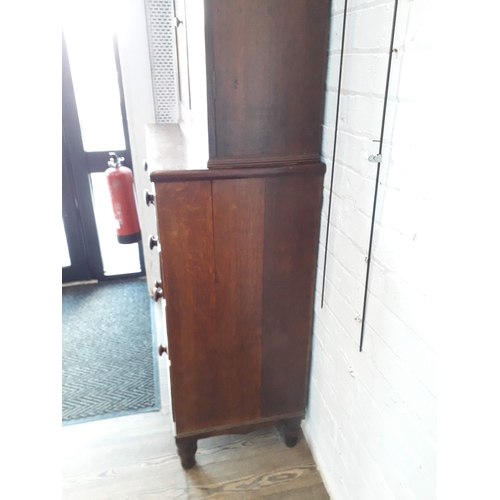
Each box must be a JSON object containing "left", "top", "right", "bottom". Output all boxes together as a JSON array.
[
  {"left": 145, "top": 124, "right": 208, "bottom": 174},
  {"left": 150, "top": 162, "right": 325, "bottom": 183},
  {"left": 147, "top": 123, "right": 326, "bottom": 183}
]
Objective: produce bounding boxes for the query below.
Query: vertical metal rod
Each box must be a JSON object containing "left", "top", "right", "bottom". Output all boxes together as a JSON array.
[
  {"left": 359, "top": 0, "right": 399, "bottom": 352},
  {"left": 321, "top": 0, "right": 349, "bottom": 308}
]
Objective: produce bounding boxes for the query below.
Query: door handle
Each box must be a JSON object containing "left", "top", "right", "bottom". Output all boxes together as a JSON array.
[
  {"left": 144, "top": 189, "right": 155, "bottom": 206},
  {"left": 149, "top": 235, "right": 159, "bottom": 250},
  {"left": 154, "top": 287, "right": 164, "bottom": 302}
]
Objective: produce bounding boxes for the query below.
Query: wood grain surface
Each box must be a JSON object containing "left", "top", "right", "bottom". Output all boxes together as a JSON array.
[
  {"left": 155, "top": 180, "right": 219, "bottom": 434},
  {"left": 205, "top": 0, "right": 331, "bottom": 164},
  {"left": 153, "top": 165, "right": 325, "bottom": 443},
  {"left": 149, "top": 162, "right": 325, "bottom": 182},
  {"left": 261, "top": 173, "right": 324, "bottom": 417},
  {"left": 211, "top": 178, "right": 265, "bottom": 425}
]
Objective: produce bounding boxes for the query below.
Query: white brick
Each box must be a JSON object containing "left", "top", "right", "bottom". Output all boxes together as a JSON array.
[
  {"left": 326, "top": 257, "right": 365, "bottom": 313},
  {"left": 306, "top": 2, "right": 437, "bottom": 500},
  {"left": 322, "top": 276, "right": 361, "bottom": 341},
  {"left": 339, "top": 93, "right": 384, "bottom": 138},
  {"left": 335, "top": 131, "right": 379, "bottom": 179},
  {"left": 344, "top": 440, "right": 399, "bottom": 500},
  {"left": 327, "top": 12, "right": 344, "bottom": 53},
  {"left": 325, "top": 55, "right": 341, "bottom": 93},
  {"left": 366, "top": 261, "right": 438, "bottom": 352},
  {"left": 341, "top": 53, "right": 389, "bottom": 97},
  {"left": 370, "top": 223, "right": 423, "bottom": 286},
  {"left": 333, "top": 162, "right": 377, "bottom": 217},
  {"left": 376, "top": 184, "right": 427, "bottom": 239},
  {"left": 353, "top": 416, "right": 422, "bottom": 500},
  {"left": 356, "top": 325, "right": 437, "bottom": 441},
  {"left": 328, "top": 227, "right": 367, "bottom": 284},
  {"left": 331, "top": 196, "right": 372, "bottom": 250},
  {"left": 347, "top": 3, "right": 395, "bottom": 52},
  {"left": 343, "top": 0, "right": 394, "bottom": 13},
  {"left": 364, "top": 299, "right": 437, "bottom": 397},
  {"left": 353, "top": 388, "right": 435, "bottom": 498},
  {"left": 321, "top": 124, "right": 335, "bottom": 160}
]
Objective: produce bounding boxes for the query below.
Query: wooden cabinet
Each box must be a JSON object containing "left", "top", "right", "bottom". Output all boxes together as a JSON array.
[
  {"left": 204, "top": 0, "right": 331, "bottom": 169},
  {"left": 147, "top": 0, "right": 331, "bottom": 469}
]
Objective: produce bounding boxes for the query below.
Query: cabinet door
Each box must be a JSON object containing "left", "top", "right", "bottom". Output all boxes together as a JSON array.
[
  {"left": 155, "top": 179, "right": 265, "bottom": 434},
  {"left": 205, "top": 0, "right": 331, "bottom": 166}
]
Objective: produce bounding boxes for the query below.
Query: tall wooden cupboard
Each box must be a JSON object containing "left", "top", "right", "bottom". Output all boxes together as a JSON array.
[{"left": 146, "top": 0, "right": 331, "bottom": 469}]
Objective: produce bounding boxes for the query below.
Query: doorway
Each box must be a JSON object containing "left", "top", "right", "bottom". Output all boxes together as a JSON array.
[{"left": 62, "top": 28, "right": 144, "bottom": 283}]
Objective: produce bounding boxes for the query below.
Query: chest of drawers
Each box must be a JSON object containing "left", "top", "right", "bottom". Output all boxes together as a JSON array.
[{"left": 144, "top": 0, "right": 330, "bottom": 468}]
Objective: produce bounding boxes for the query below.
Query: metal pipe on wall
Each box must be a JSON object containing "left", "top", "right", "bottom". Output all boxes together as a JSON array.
[
  {"left": 320, "top": 0, "right": 400, "bottom": 352},
  {"left": 359, "top": 0, "right": 399, "bottom": 352},
  {"left": 321, "top": 0, "right": 349, "bottom": 308}
]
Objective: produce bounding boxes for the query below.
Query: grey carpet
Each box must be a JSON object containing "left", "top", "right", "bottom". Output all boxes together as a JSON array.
[{"left": 62, "top": 278, "right": 160, "bottom": 425}]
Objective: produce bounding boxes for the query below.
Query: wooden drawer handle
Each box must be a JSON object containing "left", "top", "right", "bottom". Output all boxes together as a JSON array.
[
  {"left": 149, "top": 235, "right": 159, "bottom": 250},
  {"left": 154, "top": 287, "right": 164, "bottom": 302},
  {"left": 144, "top": 189, "right": 155, "bottom": 206},
  {"left": 158, "top": 344, "right": 168, "bottom": 356}
]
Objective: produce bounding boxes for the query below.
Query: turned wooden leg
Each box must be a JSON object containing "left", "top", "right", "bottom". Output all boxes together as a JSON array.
[
  {"left": 175, "top": 437, "right": 198, "bottom": 470},
  {"left": 278, "top": 417, "right": 302, "bottom": 448}
]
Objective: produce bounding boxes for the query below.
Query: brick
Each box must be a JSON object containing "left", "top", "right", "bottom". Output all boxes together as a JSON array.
[
  {"left": 364, "top": 300, "right": 437, "bottom": 397},
  {"left": 345, "top": 439, "right": 400, "bottom": 500},
  {"left": 321, "top": 124, "right": 335, "bottom": 160},
  {"left": 333, "top": 162, "right": 377, "bottom": 217},
  {"left": 347, "top": 3, "right": 396, "bottom": 52},
  {"left": 330, "top": 196, "right": 372, "bottom": 250},
  {"left": 341, "top": 53, "right": 389, "bottom": 97},
  {"left": 321, "top": 276, "right": 361, "bottom": 341},
  {"left": 334, "top": 130, "right": 379, "bottom": 179},
  {"left": 325, "top": 55, "right": 341, "bottom": 93},
  {"left": 307, "top": 2, "right": 437, "bottom": 499},
  {"left": 366, "top": 261, "right": 438, "bottom": 352},
  {"left": 340, "top": 93, "right": 385, "bottom": 138},
  {"left": 328, "top": 227, "right": 367, "bottom": 284},
  {"left": 352, "top": 389, "right": 435, "bottom": 499},
  {"left": 355, "top": 325, "right": 437, "bottom": 441},
  {"left": 326, "top": 257, "right": 365, "bottom": 313}
]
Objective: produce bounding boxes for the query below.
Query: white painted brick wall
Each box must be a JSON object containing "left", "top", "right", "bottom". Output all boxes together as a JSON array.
[{"left": 304, "top": 1, "right": 438, "bottom": 499}]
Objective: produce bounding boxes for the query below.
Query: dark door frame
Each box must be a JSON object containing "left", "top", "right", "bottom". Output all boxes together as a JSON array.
[{"left": 62, "top": 33, "right": 145, "bottom": 283}]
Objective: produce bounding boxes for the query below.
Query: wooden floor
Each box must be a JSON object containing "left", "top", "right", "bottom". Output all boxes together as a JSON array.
[{"left": 62, "top": 333, "right": 329, "bottom": 499}]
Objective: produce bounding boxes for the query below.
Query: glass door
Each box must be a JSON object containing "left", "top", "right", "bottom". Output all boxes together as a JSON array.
[{"left": 62, "top": 11, "right": 144, "bottom": 283}]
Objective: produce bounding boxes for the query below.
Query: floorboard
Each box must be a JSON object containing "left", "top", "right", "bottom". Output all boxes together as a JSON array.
[{"left": 62, "top": 307, "right": 330, "bottom": 499}]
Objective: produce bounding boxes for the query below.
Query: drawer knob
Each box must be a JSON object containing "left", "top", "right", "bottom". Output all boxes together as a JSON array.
[
  {"left": 144, "top": 190, "right": 155, "bottom": 206},
  {"left": 155, "top": 280, "right": 162, "bottom": 288},
  {"left": 149, "top": 235, "right": 159, "bottom": 250},
  {"left": 154, "top": 287, "right": 164, "bottom": 302},
  {"left": 158, "top": 344, "right": 168, "bottom": 356},
  {"left": 143, "top": 159, "right": 148, "bottom": 171}
]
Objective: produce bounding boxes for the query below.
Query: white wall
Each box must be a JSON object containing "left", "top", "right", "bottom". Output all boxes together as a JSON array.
[
  {"left": 115, "top": 0, "right": 157, "bottom": 293},
  {"left": 304, "top": 1, "right": 439, "bottom": 498},
  {"left": 177, "top": 0, "right": 209, "bottom": 164}
]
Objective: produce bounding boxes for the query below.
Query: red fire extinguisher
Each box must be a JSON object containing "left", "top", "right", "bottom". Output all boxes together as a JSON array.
[{"left": 105, "top": 152, "right": 141, "bottom": 244}]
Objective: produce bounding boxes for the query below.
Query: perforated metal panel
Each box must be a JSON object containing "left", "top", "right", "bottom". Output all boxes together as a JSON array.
[{"left": 145, "top": 0, "right": 178, "bottom": 123}]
